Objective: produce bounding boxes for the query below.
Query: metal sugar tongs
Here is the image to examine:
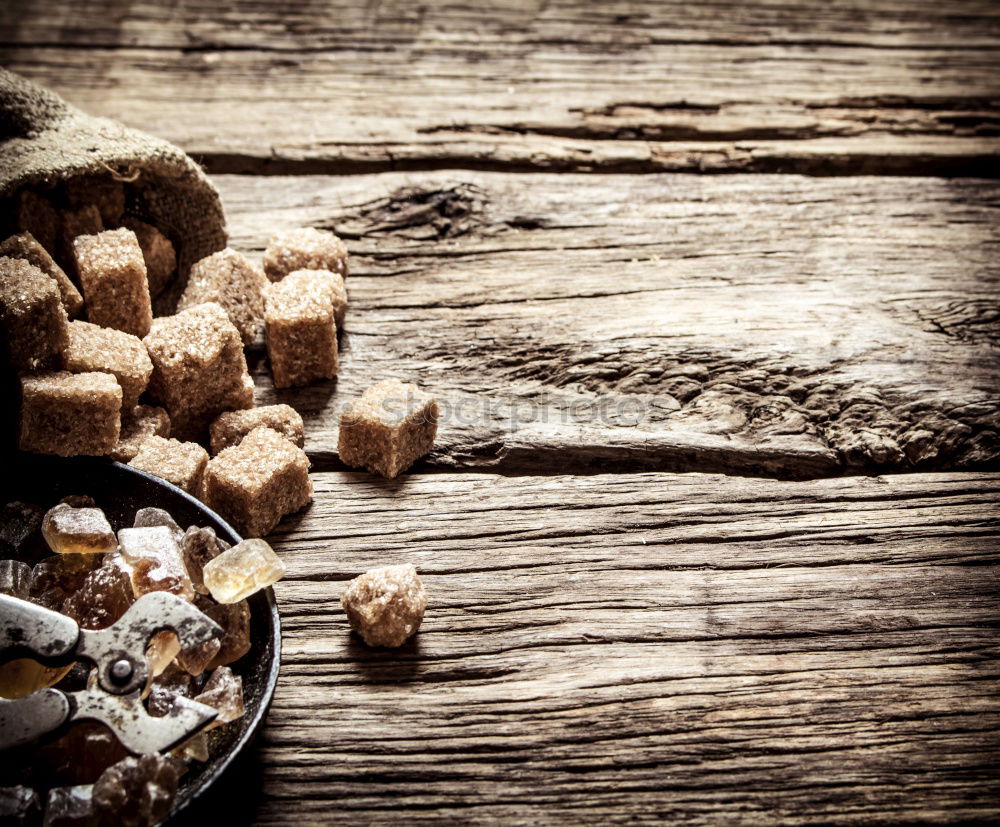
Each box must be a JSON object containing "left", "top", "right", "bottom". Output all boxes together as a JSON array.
[{"left": 0, "top": 591, "right": 222, "bottom": 754}]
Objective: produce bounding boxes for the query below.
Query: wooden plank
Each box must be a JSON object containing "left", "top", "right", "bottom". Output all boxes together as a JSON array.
[
  {"left": 206, "top": 171, "right": 1000, "bottom": 478},
  {"left": 230, "top": 470, "right": 1000, "bottom": 824},
  {"left": 2, "top": 0, "right": 998, "bottom": 174}
]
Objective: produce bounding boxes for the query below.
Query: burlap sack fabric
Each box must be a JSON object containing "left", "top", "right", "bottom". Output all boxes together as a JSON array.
[{"left": 0, "top": 68, "right": 227, "bottom": 310}]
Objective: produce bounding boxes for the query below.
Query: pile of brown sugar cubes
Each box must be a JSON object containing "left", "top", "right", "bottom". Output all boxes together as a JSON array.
[{"left": 1, "top": 176, "right": 440, "bottom": 563}]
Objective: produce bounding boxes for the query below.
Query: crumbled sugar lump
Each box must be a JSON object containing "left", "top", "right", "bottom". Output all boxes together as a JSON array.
[
  {"left": 341, "top": 564, "right": 427, "bottom": 648},
  {"left": 72, "top": 228, "right": 152, "bottom": 338},
  {"left": 283, "top": 268, "right": 348, "bottom": 326},
  {"left": 195, "top": 593, "right": 251, "bottom": 668},
  {"left": 29, "top": 552, "right": 100, "bottom": 612},
  {"left": 64, "top": 175, "right": 126, "bottom": 226},
  {"left": 19, "top": 371, "right": 122, "bottom": 457},
  {"left": 41, "top": 503, "right": 116, "bottom": 555},
  {"left": 204, "top": 426, "right": 313, "bottom": 538},
  {"left": 263, "top": 227, "right": 349, "bottom": 282},
  {"left": 0, "top": 559, "right": 32, "bottom": 597},
  {"left": 122, "top": 218, "right": 176, "bottom": 300},
  {"left": 110, "top": 404, "right": 171, "bottom": 463},
  {"left": 0, "top": 232, "right": 83, "bottom": 317},
  {"left": 133, "top": 507, "right": 184, "bottom": 545},
  {"left": 0, "top": 785, "right": 39, "bottom": 823},
  {"left": 146, "top": 631, "right": 181, "bottom": 678},
  {"left": 0, "top": 255, "right": 68, "bottom": 370},
  {"left": 142, "top": 302, "right": 252, "bottom": 442},
  {"left": 118, "top": 525, "right": 194, "bottom": 601},
  {"left": 264, "top": 273, "right": 338, "bottom": 388},
  {"left": 91, "top": 754, "right": 179, "bottom": 827},
  {"left": 15, "top": 189, "right": 59, "bottom": 254},
  {"left": 209, "top": 404, "right": 305, "bottom": 454},
  {"left": 127, "top": 435, "right": 209, "bottom": 496},
  {"left": 194, "top": 665, "right": 245, "bottom": 725},
  {"left": 179, "top": 247, "right": 268, "bottom": 345},
  {"left": 203, "top": 538, "right": 286, "bottom": 603},
  {"left": 63, "top": 320, "right": 152, "bottom": 410},
  {"left": 338, "top": 378, "right": 439, "bottom": 478},
  {"left": 62, "top": 562, "right": 134, "bottom": 630}
]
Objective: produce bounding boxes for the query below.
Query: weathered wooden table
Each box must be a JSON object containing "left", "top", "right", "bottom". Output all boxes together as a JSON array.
[{"left": 4, "top": 1, "right": 999, "bottom": 822}]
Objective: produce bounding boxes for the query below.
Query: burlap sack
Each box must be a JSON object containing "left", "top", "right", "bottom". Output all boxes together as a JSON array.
[{"left": 0, "top": 68, "right": 226, "bottom": 310}]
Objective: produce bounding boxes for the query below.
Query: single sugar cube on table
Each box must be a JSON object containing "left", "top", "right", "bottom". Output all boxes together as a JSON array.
[
  {"left": 283, "top": 268, "right": 347, "bottom": 326},
  {"left": 338, "top": 378, "right": 438, "bottom": 478},
  {"left": 122, "top": 218, "right": 176, "bottom": 300},
  {"left": 179, "top": 247, "right": 267, "bottom": 346},
  {"left": 209, "top": 404, "right": 304, "bottom": 454},
  {"left": 72, "top": 228, "right": 152, "bottom": 337},
  {"left": 19, "top": 371, "right": 121, "bottom": 457},
  {"left": 63, "top": 320, "right": 152, "bottom": 410},
  {"left": 110, "top": 404, "right": 171, "bottom": 463},
  {"left": 15, "top": 189, "right": 59, "bottom": 254},
  {"left": 0, "top": 256, "right": 68, "bottom": 370},
  {"left": 142, "top": 302, "right": 253, "bottom": 441},
  {"left": 203, "top": 538, "right": 286, "bottom": 603},
  {"left": 0, "top": 232, "right": 83, "bottom": 317},
  {"left": 118, "top": 525, "right": 194, "bottom": 601},
  {"left": 204, "top": 426, "right": 313, "bottom": 538},
  {"left": 64, "top": 175, "right": 125, "bottom": 226},
  {"left": 41, "top": 503, "right": 117, "bottom": 554},
  {"left": 264, "top": 274, "right": 338, "bottom": 388},
  {"left": 341, "top": 564, "right": 427, "bottom": 648},
  {"left": 127, "top": 435, "right": 209, "bottom": 497},
  {"left": 263, "top": 227, "right": 348, "bottom": 282}
]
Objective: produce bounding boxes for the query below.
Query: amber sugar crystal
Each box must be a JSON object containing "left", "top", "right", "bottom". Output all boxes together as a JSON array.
[
  {"left": 0, "top": 232, "right": 83, "bottom": 317},
  {"left": 41, "top": 503, "right": 116, "bottom": 555},
  {"left": 264, "top": 273, "right": 338, "bottom": 389},
  {"left": 0, "top": 256, "right": 68, "bottom": 370},
  {"left": 142, "top": 302, "right": 252, "bottom": 441},
  {"left": 204, "top": 426, "right": 312, "bottom": 538},
  {"left": 110, "top": 404, "right": 171, "bottom": 463},
  {"left": 128, "top": 435, "right": 209, "bottom": 496},
  {"left": 338, "top": 378, "right": 438, "bottom": 478},
  {"left": 342, "top": 564, "right": 427, "bottom": 648},
  {"left": 118, "top": 525, "right": 194, "bottom": 601},
  {"left": 209, "top": 404, "right": 304, "bottom": 454},
  {"left": 91, "top": 754, "right": 179, "bottom": 827},
  {"left": 122, "top": 218, "right": 176, "bottom": 300},
  {"left": 203, "top": 538, "right": 286, "bottom": 603},
  {"left": 179, "top": 247, "right": 267, "bottom": 345},
  {"left": 263, "top": 227, "right": 349, "bottom": 282},
  {"left": 63, "top": 320, "right": 152, "bottom": 410},
  {"left": 72, "top": 228, "right": 152, "bottom": 338},
  {"left": 19, "top": 371, "right": 121, "bottom": 457}
]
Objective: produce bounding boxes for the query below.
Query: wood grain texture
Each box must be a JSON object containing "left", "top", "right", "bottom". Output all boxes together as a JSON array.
[
  {"left": 235, "top": 470, "right": 1000, "bottom": 824},
  {"left": 207, "top": 171, "right": 1000, "bottom": 478},
  {"left": 2, "top": 0, "right": 998, "bottom": 175}
]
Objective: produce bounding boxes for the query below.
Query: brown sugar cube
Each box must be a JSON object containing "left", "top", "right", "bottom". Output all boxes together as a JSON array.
[
  {"left": 210, "top": 404, "right": 304, "bottom": 455},
  {"left": 178, "top": 248, "right": 267, "bottom": 345},
  {"left": 63, "top": 321, "right": 152, "bottom": 410},
  {"left": 263, "top": 227, "right": 348, "bottom": 282},
  {"left": 264, "top": 275, "right": 338, "bottom": 389},
  {"left": 283, "top": 268, "right": 347, "bottom": 327},
  {"left": 19, "top": 371, "right": 121, "bottom": 457},
  {"left": 110, "top": 404, "right": 171, "bottom": 463},
  {"left": 341, "top": 564, "right": 427, "bottom": 648},
  {"left": 121, "top": 218, "right": 176, "bottom": 299},
  {"left": 128, "top": 435, "right": 209, "bottom": 496},
  {"left": 142, "top": 302, "right": 252, "bottom": 441},
  {"left": 15, "top": 190, "right": 59, "bottom": 254},
  {"left": 204, "top": 426, "right": 312, "bottom": 538},
  {"left": 0, "top": 256, "right": 69, "bottom": 370},
  {"left": 72, "top": 229, "right": 152, "bottom": 337},
  {"left": 0, "top": 233, "right": 84, "bottom": 317},
  {"left": 64, "top": 176, "right": 125, "bottom": 226},
  {"left": 338, "top": 379, "right": 438, "bottom": 478}
]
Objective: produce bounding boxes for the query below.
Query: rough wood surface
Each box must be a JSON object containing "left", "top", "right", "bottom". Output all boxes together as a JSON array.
[
  {"left": 210, "top": 171, "right": 1000, "bottom": 478},
  {"left": 2, "top": 0, "right": 999, "bottom": 175},
  {"left": 221, "top": 470, "right": 1000, "bottom": 824}
]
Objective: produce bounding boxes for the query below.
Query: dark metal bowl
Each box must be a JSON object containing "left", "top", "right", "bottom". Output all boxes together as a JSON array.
[{"left": 1, "top": 452, "right": 281, "bottom": 824}]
